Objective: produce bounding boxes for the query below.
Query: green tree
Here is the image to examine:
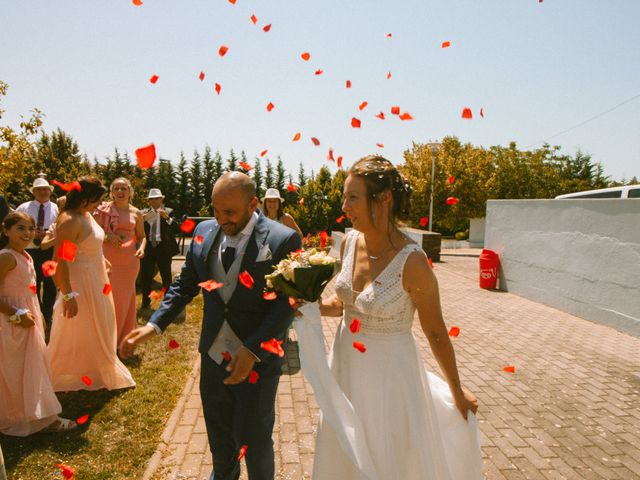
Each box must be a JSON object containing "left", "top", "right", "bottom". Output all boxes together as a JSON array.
[
  {"left": 227, "top": 149, "right": 238, "bottom": 172},
  {"left": 275, "top": 157, "right": 286, "bottom": 193},
  {"left": 0, "top": 80, "right": 45, "bottom": 205},
  {"left": 253, "top": 157, "right": 264, "bottom": 199},
  {"left": 189, "top": 149, "right": 204, "bottom": 214},
  {"left": 264, "top": 158, "right": 274, "bottom": 189},
  {"left": 175, "top": 153, "right": 190, "bottom": 218},
  {"left": 297, "top": 162, "right": 307, "bottom": 188}
]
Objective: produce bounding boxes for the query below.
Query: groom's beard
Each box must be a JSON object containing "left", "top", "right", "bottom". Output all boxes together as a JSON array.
[{"left": 219, "top": 210, "right": 253, "bottom": 236}]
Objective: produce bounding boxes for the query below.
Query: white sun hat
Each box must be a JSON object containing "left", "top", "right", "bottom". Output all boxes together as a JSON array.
[{"left": 262, "top": 188, "right": 285, "bottom": 203}]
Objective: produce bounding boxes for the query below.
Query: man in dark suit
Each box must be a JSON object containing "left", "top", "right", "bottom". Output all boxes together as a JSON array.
[
  {"left": 120, "top": 172, "right": 301, "bottom": 480},
  {"left": 139, "top": 188, "right": 180, "bottom": 309}
]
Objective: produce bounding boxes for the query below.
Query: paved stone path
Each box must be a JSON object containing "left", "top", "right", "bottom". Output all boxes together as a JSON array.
[{"left": 146, "top": 255, "right": 640, "bottom": 480}]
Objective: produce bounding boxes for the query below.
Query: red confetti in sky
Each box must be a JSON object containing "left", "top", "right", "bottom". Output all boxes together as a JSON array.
[
  {"left": 135, "top": 143, "right": 156, "bottom": 169},
  {"left": 346, "top": 80, "right": 352, "bottom": 88},
  {"left": 376, "top": 143, "right": 384, "bottom": 148},
  {"left": 298, "top": 197, "right": 305, "bottom": 205},
  {"left": 442, "top": 41, "right": 451, "bottom": 48},
  {"left": 353, "top": 341, "right": 366, "bottom": 353},
  {"left": 260, "top": 338, "right": 284, "bottom": 357},
  {"left": 215, "top": 83, "right": 221, "bottom": 95},
  {"left": 219, "top": 45, "right": 229, "bottom": 57},
  {"left": 199, "top": 71, "right": 205, "bottom": 81},
  {"left": 462, "top": 107, "right": 473, "bottom": 119},
  {"left": 391, "top": 106, "right": 400, "bottom": 115},
  {"left": 337, "top": 156, "right": 343, "bottom": 168},
  {"left": 386, "top": 33, "right": 392, "bottom": 38},
  {"left": 292, "top": 132, "right": 301, "bottom": 142},
  {"left": 287, "top": 182, "right": 297, "bottom": 192},
  {"left": 399, "top": 112, "right": 413, "bottom": 121},
  {"left": 262, "top": 24, "right": 272, "bottom": 32},
  {"left": 250, "top": 14, "right": 257, "bottom": 24},
  {"left": 358, "top": 101, "right": 368, "bottom": 111},
  {"left": 51, "top": 180, "right": 81, "bottom": 192},
  {"left": 349, "top": 318, "right": 361, "bottom": 333},
  {"left": 102, "top": 283, "right": 112, "bottom": 295},
  {"left": 238, "top": 445, "right": 248, "bottom": 460},
  {"left": 42, "top": 260, "right": 58, "bottom": 277},
  {"left": 480, "top": 107, "right": 485, "bottom": 118},
  {"left": 228, "top": 0, "right": 236, "bottom": 4},
  {"left": 57, "top": 240, "right": 77, "bottom": 262},
  {"left": 239, "top": 271, "right": 255, "bottom": 289},
  {"left": 351, "top": 117, "right": 361, "bottom": 128},
  {"left": 311, "top": 137, "right": 320, "bottom": 146},
  {"left": 328, "top": 149, "right": 335, "bottom": 162},
  {"left": 76, "top": 414, "right": 89, "bottom": 425},
  {"left": 386, "top": 71, "right": 392, "bottom": 79},
  {"left": 319, "top": 231, "right": 328, "bottom": 248},
  {"left": 266, "top": 102, "right": 274, "bottom": 112},
  {"left": 132, "top": 0, "right": 143, "bottom": 5},
  {"left": 149, "top": 74, "right": 159, "bottom": 84},
  {"left": 315, "top": 69, "right": 324, "bottom": 75},
  {"left": 260, "top": 150, "right": 268, "bottom": 157},
  {"left": 301, "top": 52, "right": 311, "bottom": 61},
  {"left": 375, "top": 112, "right": 386, "bottom": 120},
  {"left": 198, "top": 280, "right": 224, "bottom": 292},
  {"left": 180, "top": 218, "right": 196, "bottom": 234},
  {"left": 239, "top": 161, "right": 253, "bottom": 170}
]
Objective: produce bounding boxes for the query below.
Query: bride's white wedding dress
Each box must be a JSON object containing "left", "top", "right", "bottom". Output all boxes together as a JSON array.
[{"left": 295, "top": 230, "right": 483, "bottom": 480}]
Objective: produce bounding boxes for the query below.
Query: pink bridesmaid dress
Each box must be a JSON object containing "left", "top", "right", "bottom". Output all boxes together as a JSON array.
[
  {"left": 48, "top": 216, "right": 135, "bottom": 391},
  {"left": 96, "top": 204, "right": 140, "bottom": 346},
  {"left": 0, "top": 248, "right": 61, "bottom": 436}
]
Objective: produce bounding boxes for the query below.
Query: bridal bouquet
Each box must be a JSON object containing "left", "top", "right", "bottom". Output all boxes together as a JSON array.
[{"left": 264, "top": 248, "right": 337, "bottom": 302}]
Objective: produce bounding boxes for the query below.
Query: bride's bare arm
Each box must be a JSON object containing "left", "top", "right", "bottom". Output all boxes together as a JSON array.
[
  {"left": 318, "top": 232, "right": 347, "bottom": 317},
  {"left": 404, "top": 251, "right": 478, "bottom": 419}
]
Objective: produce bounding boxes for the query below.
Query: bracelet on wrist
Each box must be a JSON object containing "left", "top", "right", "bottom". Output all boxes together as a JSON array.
[
  {"left": 62, "top": 292, "right": 79, "bottom": 302},
  {"left": 9, "top": 308, "right": 29, "bottom": 324}
]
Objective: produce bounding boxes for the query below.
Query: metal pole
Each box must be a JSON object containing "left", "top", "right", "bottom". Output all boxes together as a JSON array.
[{"left": 429, "top": 146, "right": 436, "bottom": 232}]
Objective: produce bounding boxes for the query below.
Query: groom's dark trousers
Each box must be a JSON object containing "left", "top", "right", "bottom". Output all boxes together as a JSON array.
[
  {"left": 149, "top": 213, "right": 301, "bottom": 480},
  {"left": 200, "top": 353, "right": 282, "bottom": 480}
]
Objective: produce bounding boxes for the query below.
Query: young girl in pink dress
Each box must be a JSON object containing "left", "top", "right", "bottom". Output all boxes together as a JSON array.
[
  {"left": 48, "top": 176, "right": 135, "bottom": 392},
  {"left": 94, "top": 177, "right": 146, "bottom": 346},
  {"left": 0, "top": 212, "right": 75, "bottom": 435}
]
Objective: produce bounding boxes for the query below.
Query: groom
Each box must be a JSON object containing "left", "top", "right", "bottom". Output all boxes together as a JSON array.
[{"left": 120, "top": 172, "right": 301, "bottom": 480}]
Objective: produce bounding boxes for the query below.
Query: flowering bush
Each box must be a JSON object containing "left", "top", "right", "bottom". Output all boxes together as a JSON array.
[{"left": 302, "top": 231, "right": 333, "bottom": 251}]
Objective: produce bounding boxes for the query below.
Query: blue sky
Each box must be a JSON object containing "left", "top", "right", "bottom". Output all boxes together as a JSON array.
[{"left": 3, "top": 0, "right": 639, "bottom": 182}]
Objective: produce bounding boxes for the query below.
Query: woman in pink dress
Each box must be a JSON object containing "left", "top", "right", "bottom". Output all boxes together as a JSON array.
[
  {"left": 0, "top": 212, "right": 75, "bottom": 435},
  {"left": 48, "top": 176, "right": 135, "bottom": 392},
  {"left": 94, "top": 177, "right": 146, "bottom": 346}
]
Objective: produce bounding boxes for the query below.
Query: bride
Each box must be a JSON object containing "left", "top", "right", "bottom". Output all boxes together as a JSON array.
[{"left": 307, "top": 155, "right": 483, "bottom": 479}]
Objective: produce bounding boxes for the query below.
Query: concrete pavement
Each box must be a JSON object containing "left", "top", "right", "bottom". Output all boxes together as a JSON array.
[{"left": 146, "top": 255, "right": 640, "bottom": 479}]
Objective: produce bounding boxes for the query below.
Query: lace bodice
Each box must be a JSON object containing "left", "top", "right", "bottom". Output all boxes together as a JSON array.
[{"left": 335, "top": 230, "right": 422, "bottom": 335}]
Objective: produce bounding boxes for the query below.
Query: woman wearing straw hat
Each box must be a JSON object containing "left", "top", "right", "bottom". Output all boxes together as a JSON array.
[{"left": 261, "top": 188, "right": 302, "bottom": 238}]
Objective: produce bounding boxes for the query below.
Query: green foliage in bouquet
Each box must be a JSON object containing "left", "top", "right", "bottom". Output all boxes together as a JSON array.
[{"left": 302, "top": 232, "right": 333, "bottom": 251}]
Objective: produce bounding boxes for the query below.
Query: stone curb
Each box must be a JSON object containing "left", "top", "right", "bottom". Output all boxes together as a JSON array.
[{"left": 141, "top": 355, "right": 201, "bottom": 480}]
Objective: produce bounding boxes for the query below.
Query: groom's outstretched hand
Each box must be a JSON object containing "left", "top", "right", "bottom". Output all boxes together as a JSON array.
[
  {"left": 223, "top": 347, "right": 257, "bottom": 385},
  {"left": 119, "top": 325, "right": 156, "bottom": 358}
]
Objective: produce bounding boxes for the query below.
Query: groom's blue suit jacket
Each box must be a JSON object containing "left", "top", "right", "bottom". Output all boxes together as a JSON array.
[{"left": 149, "top": 212, "right": 301, "bottom": 361}]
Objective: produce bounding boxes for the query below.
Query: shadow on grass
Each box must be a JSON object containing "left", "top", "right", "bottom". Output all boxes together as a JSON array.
[{"left": 1, "top": 389, "right": 127, "bottom": 472}]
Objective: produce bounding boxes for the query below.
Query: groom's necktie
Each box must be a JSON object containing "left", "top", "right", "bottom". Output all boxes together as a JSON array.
[{"left": 222, "top": 246, "right": 236, "bottom": 273}]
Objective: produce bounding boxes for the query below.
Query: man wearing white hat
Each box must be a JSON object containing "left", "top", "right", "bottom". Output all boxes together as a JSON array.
[
  {"left": 16, "top": 175, "right": 59, "bottom": 327},
  {"left": 139, "top": 188, "right": 179, "bottom": 310}
]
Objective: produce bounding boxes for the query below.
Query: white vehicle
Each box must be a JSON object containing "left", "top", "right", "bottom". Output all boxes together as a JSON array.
[{"left": 555, "top": 184, "right": 640, "bottom": 199}]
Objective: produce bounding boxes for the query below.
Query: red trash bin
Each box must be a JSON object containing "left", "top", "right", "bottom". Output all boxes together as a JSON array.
[{"left": 479, "top": 249, "right": 499, "bottom": 289}]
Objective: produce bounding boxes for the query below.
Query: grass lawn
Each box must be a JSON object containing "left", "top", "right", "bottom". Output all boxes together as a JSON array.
[{"left": 1, "top": 294, "right": 203, "bottom": 480}]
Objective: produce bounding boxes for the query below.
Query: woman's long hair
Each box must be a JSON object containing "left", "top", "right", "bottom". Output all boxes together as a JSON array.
[{"left": 63, "top": 176, "right": 107, "bottom": 211}]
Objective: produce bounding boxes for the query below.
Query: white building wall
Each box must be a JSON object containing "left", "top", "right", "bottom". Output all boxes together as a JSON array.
[{"left": 485, "top": 199, "right": 640, "bottom": 336}]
